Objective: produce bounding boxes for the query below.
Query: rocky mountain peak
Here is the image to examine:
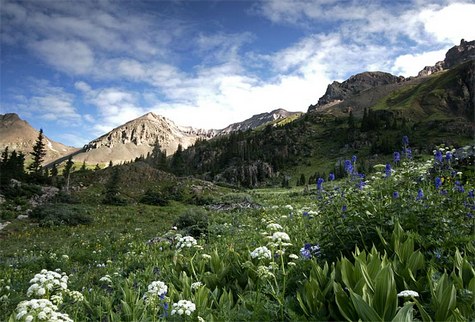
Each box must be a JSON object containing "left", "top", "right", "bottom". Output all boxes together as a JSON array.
[
  {"left": 308, "top": 71, "right": 404, "bottom": 111},
  {"left": 444, "top": 39, "right": 475, "bottom": 69}
]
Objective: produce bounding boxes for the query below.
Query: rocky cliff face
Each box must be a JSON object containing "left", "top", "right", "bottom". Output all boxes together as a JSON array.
[
  {"left": 219, "top": 109, "right": 302, "bottom": 134},
  {"left": 309, "top": 39, "right": 475, "bottom": 113},
  {"left": 0, "top": 113, "right": 77, "bottom": 161},
  {"left": 308, "top": 72, "right": 404, "bottom": 111}
]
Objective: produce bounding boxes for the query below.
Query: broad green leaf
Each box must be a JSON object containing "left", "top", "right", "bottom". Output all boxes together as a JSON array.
[
  {"left": 373, "top": 266, "right": 397, "bottom": 321},
  {"left": 334, "top": 282, "right": 357, "bottom": 322},
  {"left": 435, "top": 284, "right": 457, "bottom": 321},
  {"left": 350, "top": 291, "right": 383, "bottom": 321},
  {"left": 392, "top": 302, "right": 414, "bottom": 322}
]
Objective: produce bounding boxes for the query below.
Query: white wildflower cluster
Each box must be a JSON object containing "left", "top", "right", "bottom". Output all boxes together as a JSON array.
[
  {"left": 266, "top": 223, "right": 283, "bottom": 231},
  {"left": 15, "top": 299, "right": 72, "bottom": 322},
  {"left": 67, "top": 290, "right": 84, "bottom": 303},
  {"left": 176, "top": 236, "right": 198, "bottom": 249},
  {"left": 144, "top": 280, "right": 168, "bottom": 305},
  {"left": 256, "top": 265, "right": 275, "bottom": 279},
  {"left": 284, "top": 205, "right": 293, "bottom": 210},
  {"left": 288, "top": 254, "right": 299, "bottom": 260},
  {"left": 191, "top": 282, "right": 203, "bottom": 290},
  {"left": 171, "top": 300, "right": 196, "bottom": 316},
  {"left": 99, "top": 275, "right": 112, "bottom": 284},
  {"left": 27, "top": 269, "right": 68, "bottom": 298},
  {"left": 250, "top": 246, "right": 272, "bottom": 260},
  {"left": 397, "top": 290, "right": 419, "bottom": 298},
  {"left": 201, "top": 254, "right": 212, "bottom": 260}
]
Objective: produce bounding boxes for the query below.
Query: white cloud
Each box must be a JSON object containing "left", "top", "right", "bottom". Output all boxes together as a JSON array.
[
  {"left": 31, "top": 39, "right": 94, "bottom": 75},
  {"left": 391, "top": 49, "right": 448, "bottom": 77},
  {"left": 419, "top": 3, "right": 475, "bottom": 43}
]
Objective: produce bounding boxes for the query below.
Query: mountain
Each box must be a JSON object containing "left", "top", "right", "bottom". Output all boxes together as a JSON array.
[
  {"left": 0, "top": 113, "right": 77, "bottom": 162},
  {"left": 67, "top": 109, "right": 300, "bottom": 165},
  {"left": 218, "top": 109, "right": 303, "bottom": 135},
  {"left": 308, "top": 39, "right": 475, "bottom": 114}
]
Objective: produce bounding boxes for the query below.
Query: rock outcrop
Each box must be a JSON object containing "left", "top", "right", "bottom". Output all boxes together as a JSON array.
[{"left": 308, "top": 72, "right": 404, "bottom": 112}]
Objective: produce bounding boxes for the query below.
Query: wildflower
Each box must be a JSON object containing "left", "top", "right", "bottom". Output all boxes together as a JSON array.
[
  {"left": 256, "top": 265, "right": 274, "bottom": 279},
  {"left": 416, "top": 188, "right": 424, "bottom": 200},
  {"left": 344, "top": 160, "right": 353, "bottom": 174},
  {"left": 316, "top": 177, "right": 324, "bottom": 190},
  {"left": 270, "top": 232, "right": 290, "bottom": 243},
  {"left": 402, "top": 136, "right": 409, "bottom": 146},
  {"left": 455, "top": 181, "right": 464, "bottom": 193},
  {"left": 300, "top": 243, "right": 321, "bottom": 259},
  {"left": 146, "top": 281, "right": 167, "bottom": 298},
  {"left": 434, "top": 177, "right": 442, "bottom": 190},
  {"left": 288, "top": 254, "right": 299, "bottom": 260},
  {"left": 99, "top": 275, "right": 112, "bottom": 284},
  {"left": 191, "top": 282, "right": 203, "bottom": 290},
  {"left": 27, "top": 269, "right": 68, "bottom": 298},
  {"left": 446, "top": 151, "right": 452, "bottom": 160},
  {"left": 467, "top": 213, "right": 474, "bottom": 219},
  {"left": 266, "top": 223, "right": 283, "bottom": 231},
  {"left": 15, "top": 299, "right": 72, "bottom": 322},
  {"left": 352, "top": 155, "right": 357, "bottom": 164},
  {"left": 250, "top": 246, "right": 272, "bottom": 260},
  {"left": 284, "top": 204, "right": 293, "bottom": 210},
  {"left": 385, "top": 163, "right": 392, "bottom": 177},
  {"left": 397, "top": 290, "right": 419, "bottom": 298},
  {"left": 329, "top": 173, "right": 335, "bottom": 181},
  {"left": 357, "top": 180, "right": 366, "bottom": 190},
  {"left": 171, "top": 300, "right": 196, "bottom": 316},
  {"left": 468, "top": 190, "right": 474, "bottom": 198},
  {"left": 176, "top": 236, "right": 197, "bottom": 249},
  {"left": 342, "top": 205, "right": 347, "bottom": 212},
  {"left": 393, "top": 151, "right": 400, "bottom": 163},
  {"left": 201, "top": 254, "right": 211, "bottom": 260},
  {"left": 392, "top": 191, "right": 399, "bottom": 198},
  {"left": 434, "top": 150, "right": 443, "bottom": 163}
]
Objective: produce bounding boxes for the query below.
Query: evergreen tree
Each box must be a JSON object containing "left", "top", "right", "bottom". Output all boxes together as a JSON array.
[
  {"left": 51, "top": 163, "right": 58, "bottom": 177},
  {"left": 63, "top": 156, "right": 74, "bottom": 193},
  {"left": 94, "top": 164, "right": 101, "bottom": 171},
  {"left": 28, "top": 129, "right": 47, "bottom": 174},
  {"left": 347, "top": 111, "right": 355, "bottom": 130},
  {"left": 103, "top": 167, "right": 125, "bottom": 205}
]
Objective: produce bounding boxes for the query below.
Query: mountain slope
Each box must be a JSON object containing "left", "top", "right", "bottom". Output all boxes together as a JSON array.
[
  {"left": 0, "top": 113, "right": 78, "bottom": 162},
  {"left": 67, "top": 108, "right": 301, "bottom": 165}
]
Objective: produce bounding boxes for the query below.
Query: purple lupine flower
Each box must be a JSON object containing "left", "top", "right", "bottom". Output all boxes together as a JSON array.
[
  {"left": 317, "top": 177, "right": 324, "bottom": 190},
  {"left": 416, "top": 188, "right": 424, "bottom": 200},
  {"left": 446, "top": 152, "right": 452, "bottom": 161},
  {"left": 300, "top": 243, "right": 321, "bottom": 259},
  {"left": 434, "top": 150, "right": 443, "bottom": 163},
  {"left": 455, "top": 181, "right": 464, "bottom": 193},
  {"left": 404, "top": 148, "right": 413, "bottom": 159},
  {"left": 467, "top": 213, "right": 474, "bottom": 219},
  {"left": 393, "top": 151, "right": 401, "bottom": 163},
  {"left": 329, "top": 173, "right": 335, "bottom": 181},
  {"left": 434, "top": 177, "right": 442, "bottom": 190},
  {"left": 385, "top": 163, "right": 392, "bottom": 177},
  {"left": 402, "top": 136, "right": 409, "bottom": 146},
  {"left": 393, "top": 191, "right": 399, "bottom": 198},
  {"left": 342, "top": 205, "right": 347, "bottom": 212},
  {"left": 351, "top": 155, "right": 357, "bottom": 164},
  {"left": 344, "top": 160, "right": 353, "bottom": 174},
  {"left": 468, "top": 190, "right": 474, "bottom": 198},
  {"left": 357, "top": 180, "right": 366, "bottom": 190}
]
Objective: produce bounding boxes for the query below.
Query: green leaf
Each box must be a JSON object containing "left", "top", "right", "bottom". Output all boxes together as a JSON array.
[
  {"left": 373, "top": 266, "right": 397, "bottom": 321},
  {"left": 435, "top": 284, "right": 457, "bottom": 321},
  {"left": 350, "top": 291, "right": 383, "bottom": 321},
  {"left": 392, "top": 302, "right": 414, "bottom": 322},
  {"left": 414, "top": 298, "right": 433, "bottom": 322},
  {"left": 334, "top": 282, "right": 357, "bottom": 322}
]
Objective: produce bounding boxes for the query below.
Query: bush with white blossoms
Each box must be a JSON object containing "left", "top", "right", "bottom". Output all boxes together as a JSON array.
[
  {"left": 250, "top": 246, "right": 272, "bottom": 260},
  {"left": 15, "top": 299, "right": 72, "bottom": 322},
  {"left": 144, "top": 280, "right": 168, "bottom": 304},
  {"left": 176, "top": 236, "right": 198, "bottom": 249},
  {"left": 27, "top": 269, "right": 68, "bottom": 298},
  {"left": 171, "top": 300, "right": 196, "bottom": 316}
]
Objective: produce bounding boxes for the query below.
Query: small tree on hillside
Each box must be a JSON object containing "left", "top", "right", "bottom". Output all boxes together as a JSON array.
[
  {"left": 28, "top": 129, "right": 47, "bottom": 175},
  {"left": 63, "top": 156, "right": 74, "bottom": 193},
  {"left": 103, "top": 167, "right": 126, "bottom": 205}
]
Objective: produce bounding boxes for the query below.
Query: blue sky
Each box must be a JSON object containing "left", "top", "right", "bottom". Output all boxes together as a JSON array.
[{"left": 1, "top": 0, "right": 474, "bottom": 147}]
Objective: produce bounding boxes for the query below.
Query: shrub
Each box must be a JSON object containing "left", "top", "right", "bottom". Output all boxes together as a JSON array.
[
  {"left": 174, "top": 208, "right": 209, "bottom": 237},
  {"left": 140, "top": 188, "right": 169, "bottom": 206},
  {"left": 29, "top": 203, "right": 93, "bottom": 227}
]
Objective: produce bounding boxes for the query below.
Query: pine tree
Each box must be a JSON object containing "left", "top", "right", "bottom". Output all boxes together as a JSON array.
[
  {"left": 28, "top": 129, "right": 47, "bottom": 174},
  {"left": 63, "top": 156, "right": 74, "bottom": 193}
]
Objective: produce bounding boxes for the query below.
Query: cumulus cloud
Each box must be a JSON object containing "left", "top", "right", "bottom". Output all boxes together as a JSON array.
[{"left": 391, "top": 49, "right": 448, "bottom": 77}]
